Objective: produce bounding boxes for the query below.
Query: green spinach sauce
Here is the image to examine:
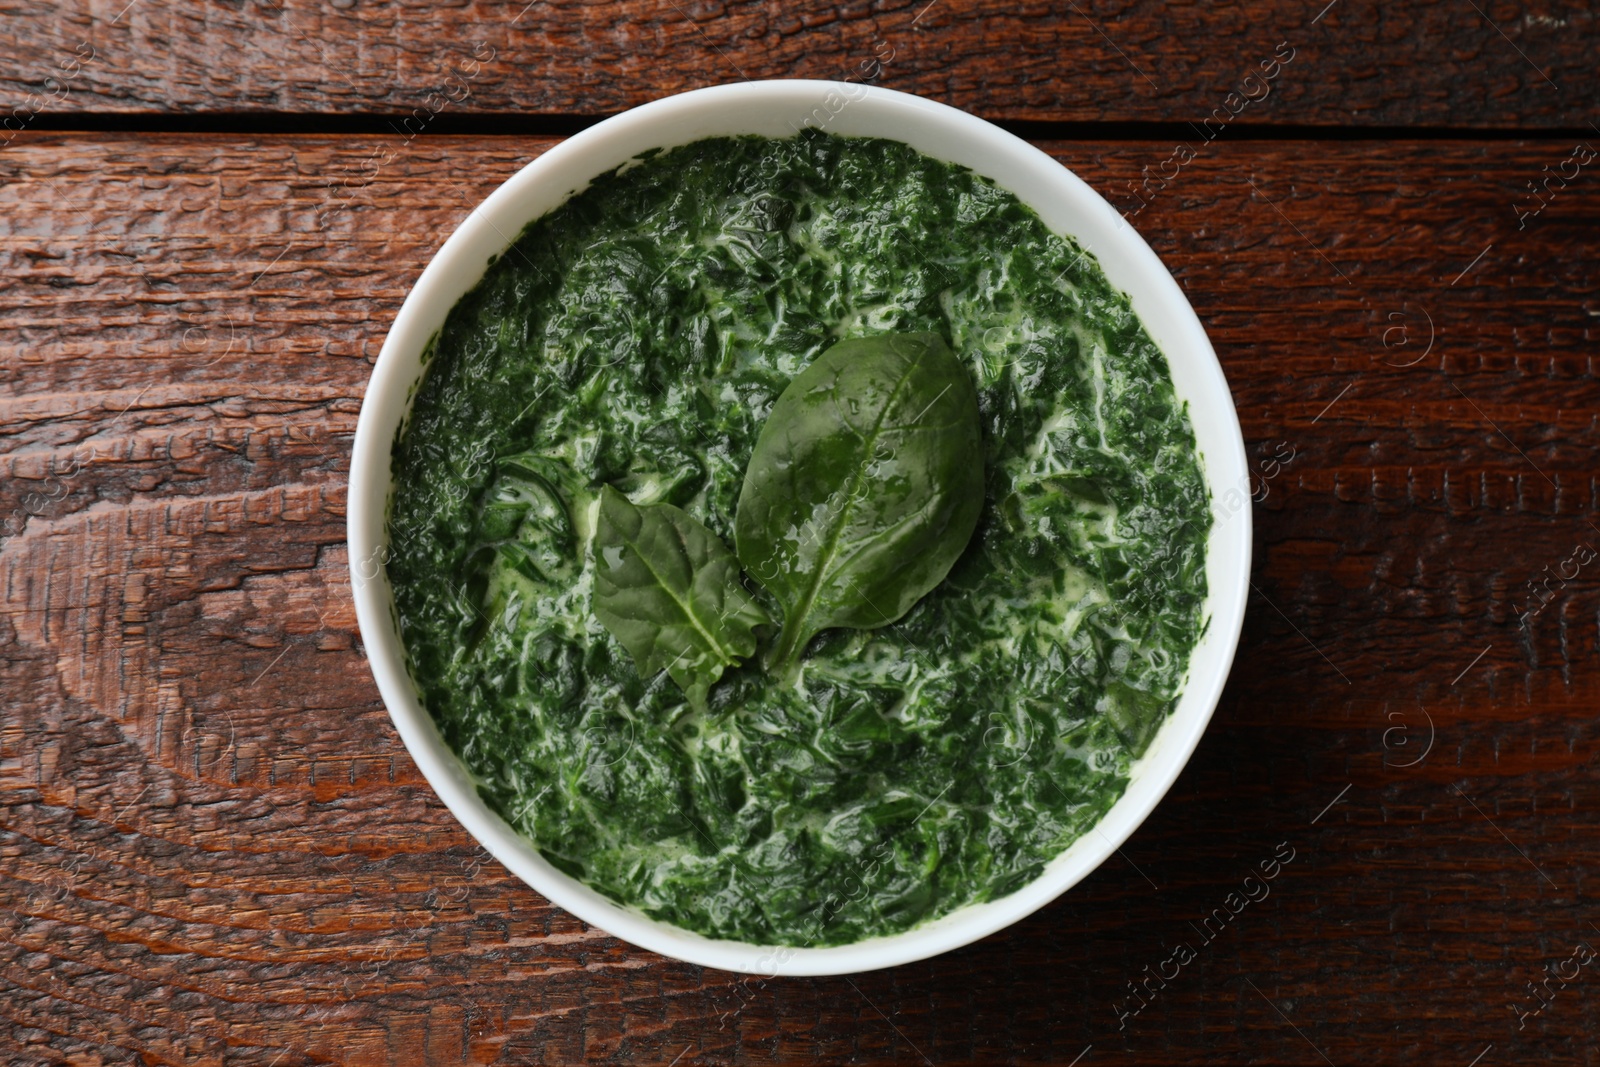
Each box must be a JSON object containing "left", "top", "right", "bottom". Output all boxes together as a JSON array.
[{"left": 387, "top": 131, "right": 1210, "bottom": 946}]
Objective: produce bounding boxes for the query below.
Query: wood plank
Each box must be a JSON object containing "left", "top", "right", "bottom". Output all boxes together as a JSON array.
[
  {"left": 2, "top": 131, "right": 1599, "bottom": 1064},
  {"left": 1, "top": 1, "right": 1595, "bottom": 128}
]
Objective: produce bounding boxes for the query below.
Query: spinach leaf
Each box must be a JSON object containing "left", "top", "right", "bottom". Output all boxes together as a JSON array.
[
  {"left": 592, "top": 486, "right": 770, "bottom": 707},
  {"left": 735, "top": 332, "right": 984, "bottom": 673}
]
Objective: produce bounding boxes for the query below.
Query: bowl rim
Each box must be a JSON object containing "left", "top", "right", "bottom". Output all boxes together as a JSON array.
[{"left": 348, "top": 78, "right": 1251, "bottom": 977}]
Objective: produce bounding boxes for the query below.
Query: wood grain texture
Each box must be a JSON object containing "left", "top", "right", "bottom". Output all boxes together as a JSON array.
[
  {"left": 1, "top": 1, "right": 1596, "bottom": 128},
  {"left": 2, "top": 130, "right": 1599, "bottom": 1065}
]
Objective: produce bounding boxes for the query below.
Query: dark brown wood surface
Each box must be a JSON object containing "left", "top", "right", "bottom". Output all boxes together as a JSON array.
[
  {"left": 4, "top": 3, "right": 1600, "bottom": 1062},
  {"left": 4, "top": 130, "right": 1599, "bottom": 1065},
  {"left": 3, "top": 0, "right": 1597, "bottom": 127}
]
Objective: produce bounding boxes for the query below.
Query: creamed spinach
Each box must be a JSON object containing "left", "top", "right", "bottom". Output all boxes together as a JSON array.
[{"left": 387, "top": 131, "right": 1210, "bottom": 946}]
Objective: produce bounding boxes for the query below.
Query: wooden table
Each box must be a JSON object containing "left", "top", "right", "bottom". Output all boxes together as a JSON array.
[{"left": 3, "top": 3, "right": 1597, "bottom": 1063}]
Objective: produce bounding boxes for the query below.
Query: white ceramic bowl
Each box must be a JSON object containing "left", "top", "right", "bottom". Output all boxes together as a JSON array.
[{"left": 349, "top": 80, "right": 1250, "bottom": 977}]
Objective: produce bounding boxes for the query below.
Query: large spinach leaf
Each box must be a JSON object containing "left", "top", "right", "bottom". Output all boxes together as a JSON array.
[
  {"left": 592, "top": 486, "right": 770, "bottom": 708},
  {"left": 735, "top": 332, "right": 984, "bottom": 673}
]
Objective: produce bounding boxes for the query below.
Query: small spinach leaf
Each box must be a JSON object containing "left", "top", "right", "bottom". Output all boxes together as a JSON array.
[
  {"left": 592, "top": 486, "right": 770, "bottom": 707},
  {"left": 735, "top": 332, "right": 984, "bottom": 673}
]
